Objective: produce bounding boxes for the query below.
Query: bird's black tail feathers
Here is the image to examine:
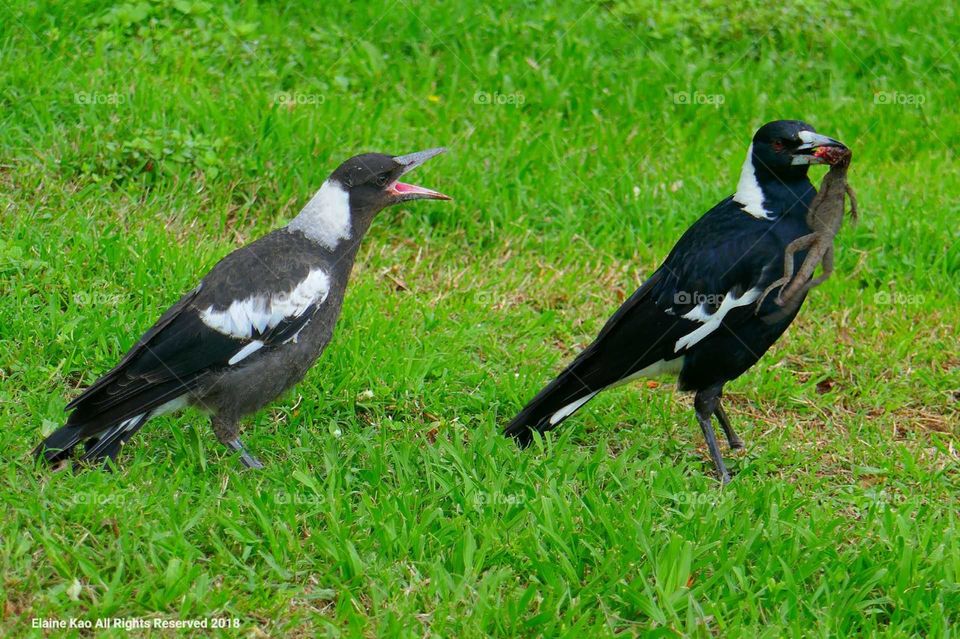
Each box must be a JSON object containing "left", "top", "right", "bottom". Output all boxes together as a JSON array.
[
  {"left": 504, "top": 357, "right": 605, "bottom": 447},
  {"left": 34, "top": 373, "right": 194, "bottom": 469},
  {"left": 33, "top": 412, "right": 151, "bottom": 468},
  {"left": 32, "top": 425, "right": 84, "bottom": 466},
  {"left": 504, "top": 271, "right": 666, "bottom": 447}
]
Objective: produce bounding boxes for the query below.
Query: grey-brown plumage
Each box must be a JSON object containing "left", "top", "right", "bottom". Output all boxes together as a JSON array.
[{"left": 35, "top": 148, "right": 450, "bottom": 469}]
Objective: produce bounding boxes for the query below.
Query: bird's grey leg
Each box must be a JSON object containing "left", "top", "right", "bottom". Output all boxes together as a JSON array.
[
  {"left": 225, "top": 439, "right": 265, "bottom": 469},
  {"left": 693, "top": 386, "right": 731, "bottom": 484},
  {"left": 212, "top": 415, "right": 264, "bottom": 469},
  {"left": 713, "top": 400, "right": 744, "bottom": 450}
]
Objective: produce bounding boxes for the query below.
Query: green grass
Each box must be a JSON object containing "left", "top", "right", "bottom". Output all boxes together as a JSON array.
[{"left": 2, "top": 0, "right": 958, "bottom": 636}]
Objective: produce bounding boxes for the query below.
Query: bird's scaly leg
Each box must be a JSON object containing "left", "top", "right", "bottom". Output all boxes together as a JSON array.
[
  {"left": 693, "top": 386, "right": 731, "bottom": 484},
  {"left": 226, "top": 439, "right": 265, "bottom": 469},
  {"left": 713, "top": 399, "right": 744, "bottom": 450},
  {"left": 212, "top": 415, "right": 264, "bottom": 469}
]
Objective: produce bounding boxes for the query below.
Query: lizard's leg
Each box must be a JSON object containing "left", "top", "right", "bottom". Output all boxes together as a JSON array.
[
  {"left": 781, "top": 237, "right": 828, "bottom": 303},
  {"left": 846, "top": 184, "right": 858, "bottom": 221},
  {"left": 757, "top": 234, "right": 815, "bottom": 310},
  {"left": 781, "top": 244, "right": 835, "bottom": 304},
  {"left": 806, "top": 244, "right": 834, "bottom": 289}
]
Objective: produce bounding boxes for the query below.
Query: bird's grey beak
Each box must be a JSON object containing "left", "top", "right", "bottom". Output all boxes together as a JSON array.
[
  {"left": 792, "top": 131, "right": 849, "bottom": 165},
  {"left": 388, "top": 147, "right": 451, "bottom": 201}
]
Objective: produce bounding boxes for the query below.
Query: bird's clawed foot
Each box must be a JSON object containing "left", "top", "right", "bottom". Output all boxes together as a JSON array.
[
  {"left": 714, "top": 403, "right": 745, "bottom": 450},
  {"left": 694, "top": 387, "right": 736, "bottom": 484},
  {"left": 226, "top": 439, "right": 265, "bottom": 469}
]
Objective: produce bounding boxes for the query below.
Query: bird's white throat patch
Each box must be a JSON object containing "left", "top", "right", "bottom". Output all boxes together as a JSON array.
[
  {"left": 288, "top": 179, "right": 352, "bottom": 249},
  {"left": 200, "top": 268, "right": 331, "bottom": 340},
  {"left": 733, "top": 144, "right": 773, "bottom": 220}
]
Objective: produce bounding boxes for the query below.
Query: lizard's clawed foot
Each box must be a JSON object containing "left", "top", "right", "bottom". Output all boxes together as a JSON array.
[{"left": 756, "top": 280, "right": 788, "bottom": 313}]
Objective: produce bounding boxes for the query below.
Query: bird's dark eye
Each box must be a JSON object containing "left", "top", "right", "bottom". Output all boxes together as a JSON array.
[{"left": 375, "top": 173, "right": 390, "bottom": 187}]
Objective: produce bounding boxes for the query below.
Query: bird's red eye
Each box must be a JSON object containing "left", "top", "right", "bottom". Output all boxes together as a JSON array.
[{"left": 772, "top": 140, "right": 784, "bottom": 152}]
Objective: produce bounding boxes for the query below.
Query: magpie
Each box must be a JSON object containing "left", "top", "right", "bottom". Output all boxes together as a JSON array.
[
  {"left": 504, "top": 120, "right": 848, "bottom": 482},
  {"left": 35, "top": 148, "right": 450, "bottom": 469}
]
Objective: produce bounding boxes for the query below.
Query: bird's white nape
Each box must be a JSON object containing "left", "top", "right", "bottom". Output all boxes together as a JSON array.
[
  {"left": 288, "top": 179, "right": 353, "bottom": 249},
  {"left": 733, "top": 144, "right": 773, "bottom": 220}
]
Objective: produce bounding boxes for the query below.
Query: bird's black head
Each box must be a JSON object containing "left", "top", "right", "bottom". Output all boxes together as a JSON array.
[
  {"left": 733, "top": 120, "right": 849, "bottom": 219},
  {"left": 750, "top": 120, "right": 848, "bottom": 177},
  {"left": 329, "top": 148, "right": 450, "bottom": 215}
]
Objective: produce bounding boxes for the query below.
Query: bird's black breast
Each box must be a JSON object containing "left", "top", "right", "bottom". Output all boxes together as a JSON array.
[{"left": 663, "top": 190, "right": 817, "bottom": 390}]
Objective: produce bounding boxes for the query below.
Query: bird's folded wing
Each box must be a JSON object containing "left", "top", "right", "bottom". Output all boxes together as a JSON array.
[
  {"left": 66, "top": 232, "right": 330, "bottom": 421},
  {"left": 650, "top": 226, "right": 783, "bottom": 355},
  {"left": 579, "top": 219, "right": 783, "bottom": 369}
]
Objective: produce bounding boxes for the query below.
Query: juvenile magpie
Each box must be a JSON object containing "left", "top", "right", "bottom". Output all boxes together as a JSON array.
[
  {"left": 35, "top": 148, "right": 450, "bottom": 469},
  {"left": 504, "top": 120, "right": 848, "bottom": 482}
]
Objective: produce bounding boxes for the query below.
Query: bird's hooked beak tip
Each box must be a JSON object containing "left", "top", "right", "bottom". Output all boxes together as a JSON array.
[
  {"left": 389, "top": 147, "right": 451, "bottom": 201},
  {"left": 792, "top": 133, "right": 850, "bottom": 166}
]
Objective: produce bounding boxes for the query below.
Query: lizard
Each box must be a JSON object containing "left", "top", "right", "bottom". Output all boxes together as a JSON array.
[{"left": 757, "top": 150, "right": 857, "bottom": 310}]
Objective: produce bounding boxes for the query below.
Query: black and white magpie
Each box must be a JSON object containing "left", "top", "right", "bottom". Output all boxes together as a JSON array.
[
  {"left": 504, "top": 120, "right": 848, "bottom": 482},
  {"left": 35, "top": 148, "right": 450, "bottom": 469}
]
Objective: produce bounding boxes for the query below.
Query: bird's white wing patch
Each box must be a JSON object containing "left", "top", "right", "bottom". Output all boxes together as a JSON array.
[
  {"left": 228, "top": 340, "right": 264, "bottom": 365},
  {"left": 199, "top": 269, "right": 331, "bottom": 340},
  {"left": 288, "top": 180, "right": 352, "bottom": 249},
  {"left": 154, "top": 396, "right": 188, "bottom": 416},
  {"left": 549, "top": 391, "right": 598, "bottom": 426},
  {"left": 612, "top": 357, "right": 685, "bottom": 388},
  {"left": 674, "top": 288, "right": 761, "bottom": 352},
  {"left": 732, "top": 143, "right": 772, "bottom": 220}
]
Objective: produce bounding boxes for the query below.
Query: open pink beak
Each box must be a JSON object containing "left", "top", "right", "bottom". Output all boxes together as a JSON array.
[{"left": 389, "top": 148, "right": 451, "bottom": 201}]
